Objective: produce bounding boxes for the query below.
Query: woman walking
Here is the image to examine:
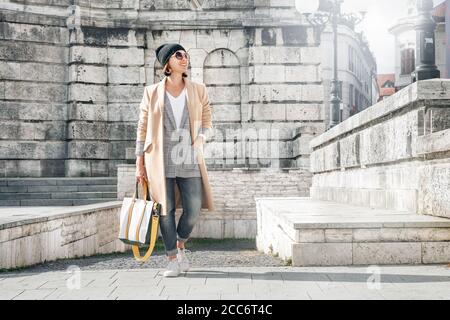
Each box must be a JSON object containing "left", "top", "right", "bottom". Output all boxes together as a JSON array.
[{"left": 135, "top": 43, "right": 215, "bottom": 277}]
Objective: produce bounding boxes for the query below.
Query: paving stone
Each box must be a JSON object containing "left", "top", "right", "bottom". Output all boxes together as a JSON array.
[
  {"left": 12, "top": 289, "right": 56, "bottom": 300},
  {"left": 0, "top": 289, "right": 24, "bottom": 300}
]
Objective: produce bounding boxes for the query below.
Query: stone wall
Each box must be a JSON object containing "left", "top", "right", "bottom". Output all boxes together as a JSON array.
[
  {"left": 0, "top": 0, "right": 325, "bottom": 178},
  {"left": 0, "top": 18, "right": 69, "bottom": 177},
  {"left": 309, "top": 79, "right": 450, "bottom": 219},
  {"left": 0, "top": 202, "right": 127, "bottom": 270},
  {"left": 118, "top": 164, "right": 312, "bottom": 239}
]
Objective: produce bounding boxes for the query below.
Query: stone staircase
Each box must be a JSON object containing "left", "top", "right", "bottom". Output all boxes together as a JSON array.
[
  {"left": 256, "top": 81, "right": 450, "bottom": 266},
  {"left": 256, "top": 198, "right": 450, "bottom": 266},
  {"left": 0, "top": 178, "right": 118, "bottom": 206}
]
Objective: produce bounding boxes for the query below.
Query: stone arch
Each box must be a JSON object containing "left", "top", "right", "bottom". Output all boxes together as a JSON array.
[
  {"left": 203, "top": 48, "right": 241, "bottom": 123},
  {"left": 203, "top": 48, "right": 242, "bottom": 167}
]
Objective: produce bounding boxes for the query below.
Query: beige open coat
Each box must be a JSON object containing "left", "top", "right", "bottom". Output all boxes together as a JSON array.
[{"left": 136, "top": 76, "right": 215, "bottom": 216}]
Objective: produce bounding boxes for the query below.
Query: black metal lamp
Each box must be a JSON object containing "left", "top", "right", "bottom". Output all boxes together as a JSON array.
[{"left": 413, "top": 0, "right": 440, "bottom": 82}]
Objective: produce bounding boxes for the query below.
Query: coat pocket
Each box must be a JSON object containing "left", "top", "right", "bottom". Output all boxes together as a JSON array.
[{"left": 144, "top": 141, "right": 153, "bottom": 153}]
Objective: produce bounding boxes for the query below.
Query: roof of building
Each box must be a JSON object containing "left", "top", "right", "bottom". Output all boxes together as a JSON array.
[
  {"left": 377, "top": 74, "right": 396, "bottom": 97},
  {"left": 433, "top": 1, "right": 446, "bottom": 21}
]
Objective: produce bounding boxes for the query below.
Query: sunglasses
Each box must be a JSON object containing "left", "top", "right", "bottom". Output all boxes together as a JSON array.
[{"left": 172, "top": 51, "right": 189, "bottom": 60}]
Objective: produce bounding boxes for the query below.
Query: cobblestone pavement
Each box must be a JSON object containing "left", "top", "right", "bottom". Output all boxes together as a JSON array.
[
  {"left": 1, "top": 265, "right": 450, "bottom": 300},
  {"left": 0, "top": 239, "right": 287, "bottom": 273},
  {"left": 1, "top": 239, "right": 450, "bottom": 300}
]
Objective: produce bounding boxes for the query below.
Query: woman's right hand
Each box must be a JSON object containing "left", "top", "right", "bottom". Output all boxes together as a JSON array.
[{"left": 136, "top": 162, "right": 148, "bottom": 185}]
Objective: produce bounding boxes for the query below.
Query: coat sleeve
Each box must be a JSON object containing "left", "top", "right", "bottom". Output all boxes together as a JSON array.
[
  {"left": 198, "top": 83, "right": 213, "bottom": 140},
  {"left": 135, "top": 86, "right": 150, "bottom": 156}
]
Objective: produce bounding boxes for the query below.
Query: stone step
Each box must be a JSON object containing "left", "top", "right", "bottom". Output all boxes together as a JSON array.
[
  {"left": 0, "top": 198, "right": 119, "bottom": 207},
  {"left": 0, "top": 177, "right": 117, "bottom": 187},
  {"left": 0, "top": 192, "right": 117, "bottom": 200},
  {"left": 256, "top": 197, "right": 450, "bottom": 267},
  {"left": 0, "top": 185, "right": 117, "bottom": 193}
]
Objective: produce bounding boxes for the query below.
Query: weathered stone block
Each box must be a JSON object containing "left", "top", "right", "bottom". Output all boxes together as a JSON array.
[
  {"left": 110, "top": 141, "right": 134, "bottom": 159},
  {"left": 300, "top": 47, "right": 321, "bottom": 64},
  {"left": 68, "top": 141, "right": 110, "bottom": 159},
  {"left": 1, "top": 61, "right": 65, "bottom": 82},
  {"left": 109, "top": 123, "right": 137, "bottom": 141},
  {"left": 69, "top": 65, "right": 107, "bottom": 83},
  {"left": 300, "top": 84, "right": 323, "bottom": 102},
  {"left": 325, "top": 229, "right": 353, "bottom": 243},
  {"left": 107, "top": 103, "right": 139, "bottom": 122},
  {"left": 0, "top": 102, "right": 66, "bottom": 121},
  {"left": 422, "top": 242, "right": 450, "bottom": 264},
  {"left": 69, "top": 103, "right": 108, "bottom": 121},
  {"left": 0, "top": 121, "right": 64, "bottom": 140},
  {"left": 418, "top": 163, "right": 450, "bottom": 219},
  {"left": 207, "top": 86, "right": 241, "bottom": 104},
  {"left": 0, "top": 42, "right": 68, "bottom": 63},
  {"left": 69, "top": 83, "right": 107, "bottom": 103},
  {"left": 249, "top": 47, "right": 270, "bottom": 64},
  {"left": 108, "top": 66, "right": 146, "bottom": 84},
  {"left": 292, "top": 134, "right": 314, "bottom": 157},
  {"left": 1, "top": 22, "right": 69, "bottom": 44},
  {"left": 340, "top": 134, "right": 360, "bottom": 168},
  {"left": 107, "top": 47, "right": 144, "bottom": 66},
  {"left": 285, "top": 65, "right": 319, "bottom": 82},
  {"left": 286, "top": 104, "right": 323, "bottom": 121},
  {"left": 70, "top": 46, "right": 107, "bottom": 64},
  {"left": 0, "top": 160, "right": 41, "bottom": 177},
  {"left": 107, "top": 28, "right": 143, "bottom": 47},
  {"left": 4, "top": 81, "right": 66, "bottom": 102},
  {"left": 108, "top": 85, "right": 145, "bottom": 103},
  {"left": 252, "top": 103, "right": 286, "bottom": 121},
  {"left": 0, "top": 141, "right": 66, "bottom": 159},
  {"left": 213, "top": 105, "right": 241, "bottom": 124},
  {"left": 292, "top": 243, "right": 352, "bottom": 266},
  {"left": 353, "top": 242, "right": 422, "bottom": 265},
  {"left": 204, "top": 68, "right": 240, "bottom": 85},
  {"left": 68, "top": 122, "right": 109, "bottom": 140},
  {"left": 296, "top": 229, "right": 325, "bottom": 243}
]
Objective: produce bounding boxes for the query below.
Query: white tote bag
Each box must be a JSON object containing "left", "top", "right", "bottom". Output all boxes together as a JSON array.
[{"left": 118, "top": 180, "right": 161, "bottom": 262}]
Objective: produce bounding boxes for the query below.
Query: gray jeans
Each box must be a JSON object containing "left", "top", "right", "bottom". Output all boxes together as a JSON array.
[{"left": 159, "top": 177, "right": 203, "bottom": 257}]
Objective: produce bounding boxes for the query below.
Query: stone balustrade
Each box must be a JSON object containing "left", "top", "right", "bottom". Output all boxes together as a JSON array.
[{"left": 309, "top": 79, "right": 450, "bottom": 219}]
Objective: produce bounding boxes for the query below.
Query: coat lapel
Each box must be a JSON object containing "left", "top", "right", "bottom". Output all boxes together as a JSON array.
[
  {"left": 157, "top": 76, "right": 196, "bottom": 143},
  {"left": 163, "top": 91, "right": 178, "bottom": 130},
  {"left": 184, "top": 77, "right": 196, "bottom": 144}
]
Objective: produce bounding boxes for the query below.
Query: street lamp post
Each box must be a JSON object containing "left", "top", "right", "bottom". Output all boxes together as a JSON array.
[
  {"left": 329, "top": 0, "right": 342, "bottom": 129},
  {"left": 413, "top": 0, "right": 440, "bottom": 82},
  {"left": 302, "top": 0, "right": 365, "bottom": 130}
]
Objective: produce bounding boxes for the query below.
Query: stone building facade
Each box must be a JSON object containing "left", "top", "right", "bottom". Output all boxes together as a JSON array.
[
  {"left": 389, "top": 0, "right": 448, "bottom": 90},
  {"left": 320, "top": 23, "right": 378, "bottom": 125},
  {"left": 0, "top": 0, "right": 324, "bottom": 179}
]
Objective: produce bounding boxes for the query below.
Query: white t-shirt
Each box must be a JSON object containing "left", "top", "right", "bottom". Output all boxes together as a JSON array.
[{"left": 166, "top": 87, "right": 187, "bottom": 130}]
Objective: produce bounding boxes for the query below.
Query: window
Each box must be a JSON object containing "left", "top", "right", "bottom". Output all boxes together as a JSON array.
[
  {"left": 348, "top": 46, "right": 354, "bottom": 72},
  {"left": 349, "top": 84, "right": 354, "bottom": 106},
  {"left": 401, "top": 48, "right": 415, "bottom": 75},
  {"left": 382, "top": 80, "right": 395, "bottom": 88}
]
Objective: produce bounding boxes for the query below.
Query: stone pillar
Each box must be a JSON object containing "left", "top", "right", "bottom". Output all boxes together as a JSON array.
[
  {"left": 248, "top": 23, "right": 324, "bottom": 169},
  {"left": 66, "top": 18, "right": 146, "bottom": 177},
  {"left": 66, "top": 26, "right": 109, "bottom": 177}
]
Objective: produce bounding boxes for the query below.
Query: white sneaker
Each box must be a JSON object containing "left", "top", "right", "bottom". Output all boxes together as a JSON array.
[
  {"left": 163, "top": 259, "right": 181, "bottom": 277},
  {"left": 177, "top": 248, "right": 190, "bottom": 272}
]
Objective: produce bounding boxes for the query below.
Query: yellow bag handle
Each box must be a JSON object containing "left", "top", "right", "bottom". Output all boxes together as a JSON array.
[{"left": 131, "top": 180, "right": 160, "bottom": 263}]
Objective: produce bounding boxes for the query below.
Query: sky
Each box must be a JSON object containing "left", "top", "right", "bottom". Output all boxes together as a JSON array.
[{"left": 295, "top": 0, "right": 446, "bottom": 74}]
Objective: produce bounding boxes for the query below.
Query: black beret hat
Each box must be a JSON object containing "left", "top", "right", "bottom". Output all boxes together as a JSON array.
[{"left": 155, "top": 43, "right": 186, "bottom": 67}]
